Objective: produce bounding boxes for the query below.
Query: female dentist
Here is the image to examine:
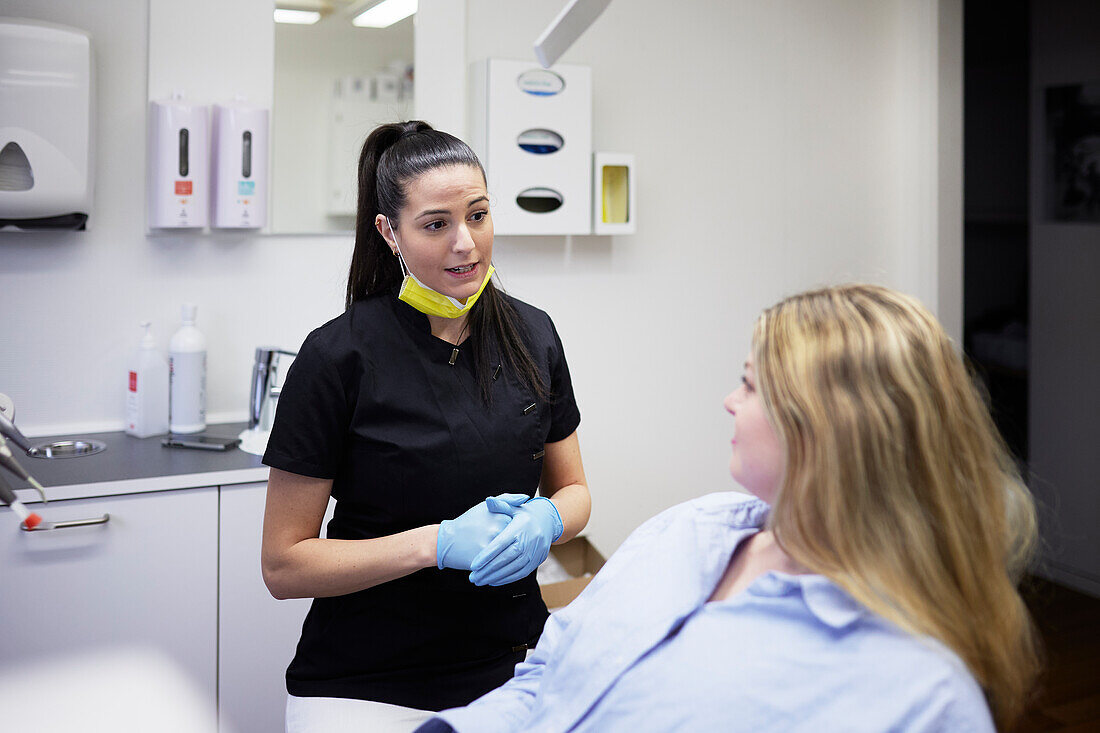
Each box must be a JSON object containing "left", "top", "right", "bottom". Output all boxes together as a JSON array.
[{"left": 260, "top": 121, "right": 590, "bottom": 732}]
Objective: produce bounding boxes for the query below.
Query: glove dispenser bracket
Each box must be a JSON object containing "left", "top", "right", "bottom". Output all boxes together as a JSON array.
[{"left": 469, "top": 58, "right": 592, "bottom": 235}]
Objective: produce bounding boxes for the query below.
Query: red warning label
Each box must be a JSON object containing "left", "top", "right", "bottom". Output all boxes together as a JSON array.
[
  {"left": 129, "top": 371, "right": 138, "bottom": 391},
  {"left": 175, "top": 181, "right": 193, "bottom": 195}
]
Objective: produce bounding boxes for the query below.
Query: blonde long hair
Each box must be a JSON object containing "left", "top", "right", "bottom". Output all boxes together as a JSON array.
[{"left": 754, "top": 284, "right": 1039, "bottom": 730}]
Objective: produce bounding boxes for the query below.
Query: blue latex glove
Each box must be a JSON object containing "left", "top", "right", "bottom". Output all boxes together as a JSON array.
[
  {"left": 437, "top": 493, "right": 529, "bottom": 570},
  {"left": 469, "top": 496, "right": 564, "bottom": 586}
]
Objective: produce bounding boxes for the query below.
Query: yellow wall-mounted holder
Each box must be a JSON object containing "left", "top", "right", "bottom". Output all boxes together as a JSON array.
[{"left": 592, "top": 152, "right": 635, "bottom": 235}]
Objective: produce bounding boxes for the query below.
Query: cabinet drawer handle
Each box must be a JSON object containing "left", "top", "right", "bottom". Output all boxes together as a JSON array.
[{"left": 21, "top": 513, "right": 111, "bottom": 532}]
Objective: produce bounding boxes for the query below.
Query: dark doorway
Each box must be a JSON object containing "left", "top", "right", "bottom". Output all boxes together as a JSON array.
[{"left": 963, "top": 0, "right": 1030, "bottom": 464}]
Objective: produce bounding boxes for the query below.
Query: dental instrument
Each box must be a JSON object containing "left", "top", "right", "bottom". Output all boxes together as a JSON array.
[
  {"left": 0, "top": 469, "right": 44, "bottom": 530},
  {"left": 0, "top": 410, "right": 31, "bottom": 452},
  {"left": 0, "top": 434, "right": 48, "bottom": 503}
]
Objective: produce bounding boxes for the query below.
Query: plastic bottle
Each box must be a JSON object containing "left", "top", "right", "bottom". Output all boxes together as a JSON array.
[
  {"left": 169, "top": 303, "right": 207, "bottom": 434},
  {"left": 126, "top": 321, "right": 170, "bottom": 438}
]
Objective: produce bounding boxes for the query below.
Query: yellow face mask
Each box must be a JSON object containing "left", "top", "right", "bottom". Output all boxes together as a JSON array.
[{"left": 388, "top": 220, "right": 495, "bottom": 319}]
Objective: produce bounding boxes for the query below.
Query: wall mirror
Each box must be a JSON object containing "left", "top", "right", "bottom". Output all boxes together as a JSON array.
[{"left": 270, "top": 5, "right": 414, "bottom": 234}]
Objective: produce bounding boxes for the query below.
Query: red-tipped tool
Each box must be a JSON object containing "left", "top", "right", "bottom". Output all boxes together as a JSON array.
[{"left": 0, "top": 471, "right": 47, "bottom": 530}]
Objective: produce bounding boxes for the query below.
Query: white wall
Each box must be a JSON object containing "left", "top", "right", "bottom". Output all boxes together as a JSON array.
[
  {"left": 0, "top": 0, "right": 961, "bottom": 554},
  {"left": 1029, "top": 0, "right": 1100, "bottom": 597}
]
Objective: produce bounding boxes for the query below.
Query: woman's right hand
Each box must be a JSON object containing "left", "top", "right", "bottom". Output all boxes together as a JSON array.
[{"left": 437, "top": 494, "right": 528, "bottom": 570}]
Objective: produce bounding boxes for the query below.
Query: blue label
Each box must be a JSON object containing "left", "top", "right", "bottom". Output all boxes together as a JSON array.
[
  {"left": 517, "top": 69, "right": 565, "bottom": 96},
  {"left": 238, "top": 181, "right": 256, "bottom": 196}
]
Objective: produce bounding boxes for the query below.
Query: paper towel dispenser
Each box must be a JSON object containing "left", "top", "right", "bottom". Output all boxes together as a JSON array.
[{"left": 0, "top": 19, "right": 95, "bottom": 232}]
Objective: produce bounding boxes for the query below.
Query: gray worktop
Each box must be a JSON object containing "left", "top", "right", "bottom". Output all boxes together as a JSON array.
[{"left": 8, "top": 422, "right": 268, "bottom": 503}]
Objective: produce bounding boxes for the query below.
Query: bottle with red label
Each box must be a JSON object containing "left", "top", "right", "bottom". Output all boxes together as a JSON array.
[{"left": 126, "top": 321, "right": 170, "bottom": 438}]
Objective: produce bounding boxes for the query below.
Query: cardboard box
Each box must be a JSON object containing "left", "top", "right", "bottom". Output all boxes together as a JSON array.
[{"left": 538, "top": 536, "right": 606, "bottom": 610}]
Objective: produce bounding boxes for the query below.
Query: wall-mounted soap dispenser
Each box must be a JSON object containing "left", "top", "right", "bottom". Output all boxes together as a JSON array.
[
  {"left": 211, "top": 102, "right": 267, "bottom": 229},
  {"left": 0, "top": 19, "right": 94, "bottom": 232},
  {"left": 148, "top": 93, "right": 208, "bottom": 230},
  {"left": 469, "top": 59, "right": 592, "bottom": 235}
]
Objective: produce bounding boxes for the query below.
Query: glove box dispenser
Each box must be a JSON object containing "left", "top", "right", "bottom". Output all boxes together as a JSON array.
[
  {"left": 469, "top": 59, "right": 592, "bottom": 235},
  {"left": 0, "top": 19, "right": 94, "bottom": 232}
]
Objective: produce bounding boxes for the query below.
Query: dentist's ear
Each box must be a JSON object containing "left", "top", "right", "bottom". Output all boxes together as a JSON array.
[{"left": 374, "top": 214, "right": 398, "bottom": 253}]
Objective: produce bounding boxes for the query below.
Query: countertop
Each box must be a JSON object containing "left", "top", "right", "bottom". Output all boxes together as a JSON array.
[{"left": 7, "top": 422, "right": 268, "bottom": 503}]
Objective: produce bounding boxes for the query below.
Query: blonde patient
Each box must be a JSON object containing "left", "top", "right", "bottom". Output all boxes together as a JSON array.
[{"left": 416, "top": 284, "right": 1040, "bottom": 733}]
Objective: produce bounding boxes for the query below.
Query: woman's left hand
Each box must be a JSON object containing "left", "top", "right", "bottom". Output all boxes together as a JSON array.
[{"left": 468, "top": 497, "right": 564, "bottom": 587}]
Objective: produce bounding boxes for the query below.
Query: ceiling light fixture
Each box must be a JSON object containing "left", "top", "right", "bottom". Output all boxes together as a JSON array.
[
  {"left": 351, "top": 0, "right": 417, "bottom": 28},
  {"left": 274, "top": 8, "right": 322, "bottom": 24}
]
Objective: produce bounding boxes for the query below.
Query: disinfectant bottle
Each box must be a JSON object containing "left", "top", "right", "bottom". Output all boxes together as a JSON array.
[
  {"left": 126, "top": 321, "right": 170, "bottom": 438},
  {"left": 169, "top": 303, "right": 207, "bottom": 434}
]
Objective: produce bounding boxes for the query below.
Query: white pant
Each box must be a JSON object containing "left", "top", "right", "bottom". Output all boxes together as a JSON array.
[{"left": 286, "top": 694, "right": 434, "bottom": 733}]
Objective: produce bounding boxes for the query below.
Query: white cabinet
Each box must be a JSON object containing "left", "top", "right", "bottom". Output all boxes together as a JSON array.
[
  {"left": 219, "top": 481, "right": 323, "bottom": 733},
  {"left": 1, "top": 479, "right": 340, "bottom": 733},
  {"left": 0, "top": 487, "right": 219, "bottom": 729}
]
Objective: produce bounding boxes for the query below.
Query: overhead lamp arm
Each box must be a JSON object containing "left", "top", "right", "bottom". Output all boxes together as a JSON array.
[{"left": 534, "top": 0, "right": 612, "bottom": 68}]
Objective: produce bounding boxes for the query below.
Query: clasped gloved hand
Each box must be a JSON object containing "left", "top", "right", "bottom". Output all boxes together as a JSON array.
[
  {"left": 469, "top": 496, "right": 563, "bottom": 587},
  {"left": 437, "top": 493, "right": 529, "bottom": 571}
]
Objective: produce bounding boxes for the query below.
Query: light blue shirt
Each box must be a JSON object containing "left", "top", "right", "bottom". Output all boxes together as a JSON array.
[{"left": 437, "top": 493, "right": 994, "bottom": 733}]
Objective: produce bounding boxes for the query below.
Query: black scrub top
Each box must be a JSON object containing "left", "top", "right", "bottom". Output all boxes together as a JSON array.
[{"left": 262, "top": 288, "right": 581, "bottom": 711}]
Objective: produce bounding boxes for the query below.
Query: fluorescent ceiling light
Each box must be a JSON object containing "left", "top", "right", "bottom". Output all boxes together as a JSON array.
[
  {"left": 352, "top": 0, "right": 417, "bottom": 28},
  {"left": 274, "top": 8, "right": 322, "bottom": 24}
]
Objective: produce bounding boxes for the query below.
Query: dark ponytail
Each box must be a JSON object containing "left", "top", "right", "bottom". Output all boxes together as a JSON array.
[
  {"left": 346, "top": 121, "right": 548, "bottom": 404},
  {"left": 348, "top": 121, "right": 430, "bottom": 307}
]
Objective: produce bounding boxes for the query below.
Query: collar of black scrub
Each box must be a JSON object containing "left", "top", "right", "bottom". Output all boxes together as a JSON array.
[
  {"left": 389, "top": 287, "right": 473, "bottom": 366},
  {"left": 390, "top": 286, "right": 434, "bottom": 334}
]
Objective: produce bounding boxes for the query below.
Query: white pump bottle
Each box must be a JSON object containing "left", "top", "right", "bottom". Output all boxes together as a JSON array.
[{"left": 169, "top": 303, "right": 207, "bottom": 434}]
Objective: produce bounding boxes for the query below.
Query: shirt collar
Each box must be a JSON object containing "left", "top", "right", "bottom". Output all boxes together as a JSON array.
[
  {"left": 799, "top": 575, "right": 867, "bottom": 629},
  {"left": 722, "top": 499, "right": 866, "bottom": 629},
  {"left": 390, "top": 287, "right": 433, "bottom": 333},
  {"left": 746, "top": 571, "right": 867, "bottom": 629},
  {"left": 727, "top": 496, "right": 771, "bottom": 529}
]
